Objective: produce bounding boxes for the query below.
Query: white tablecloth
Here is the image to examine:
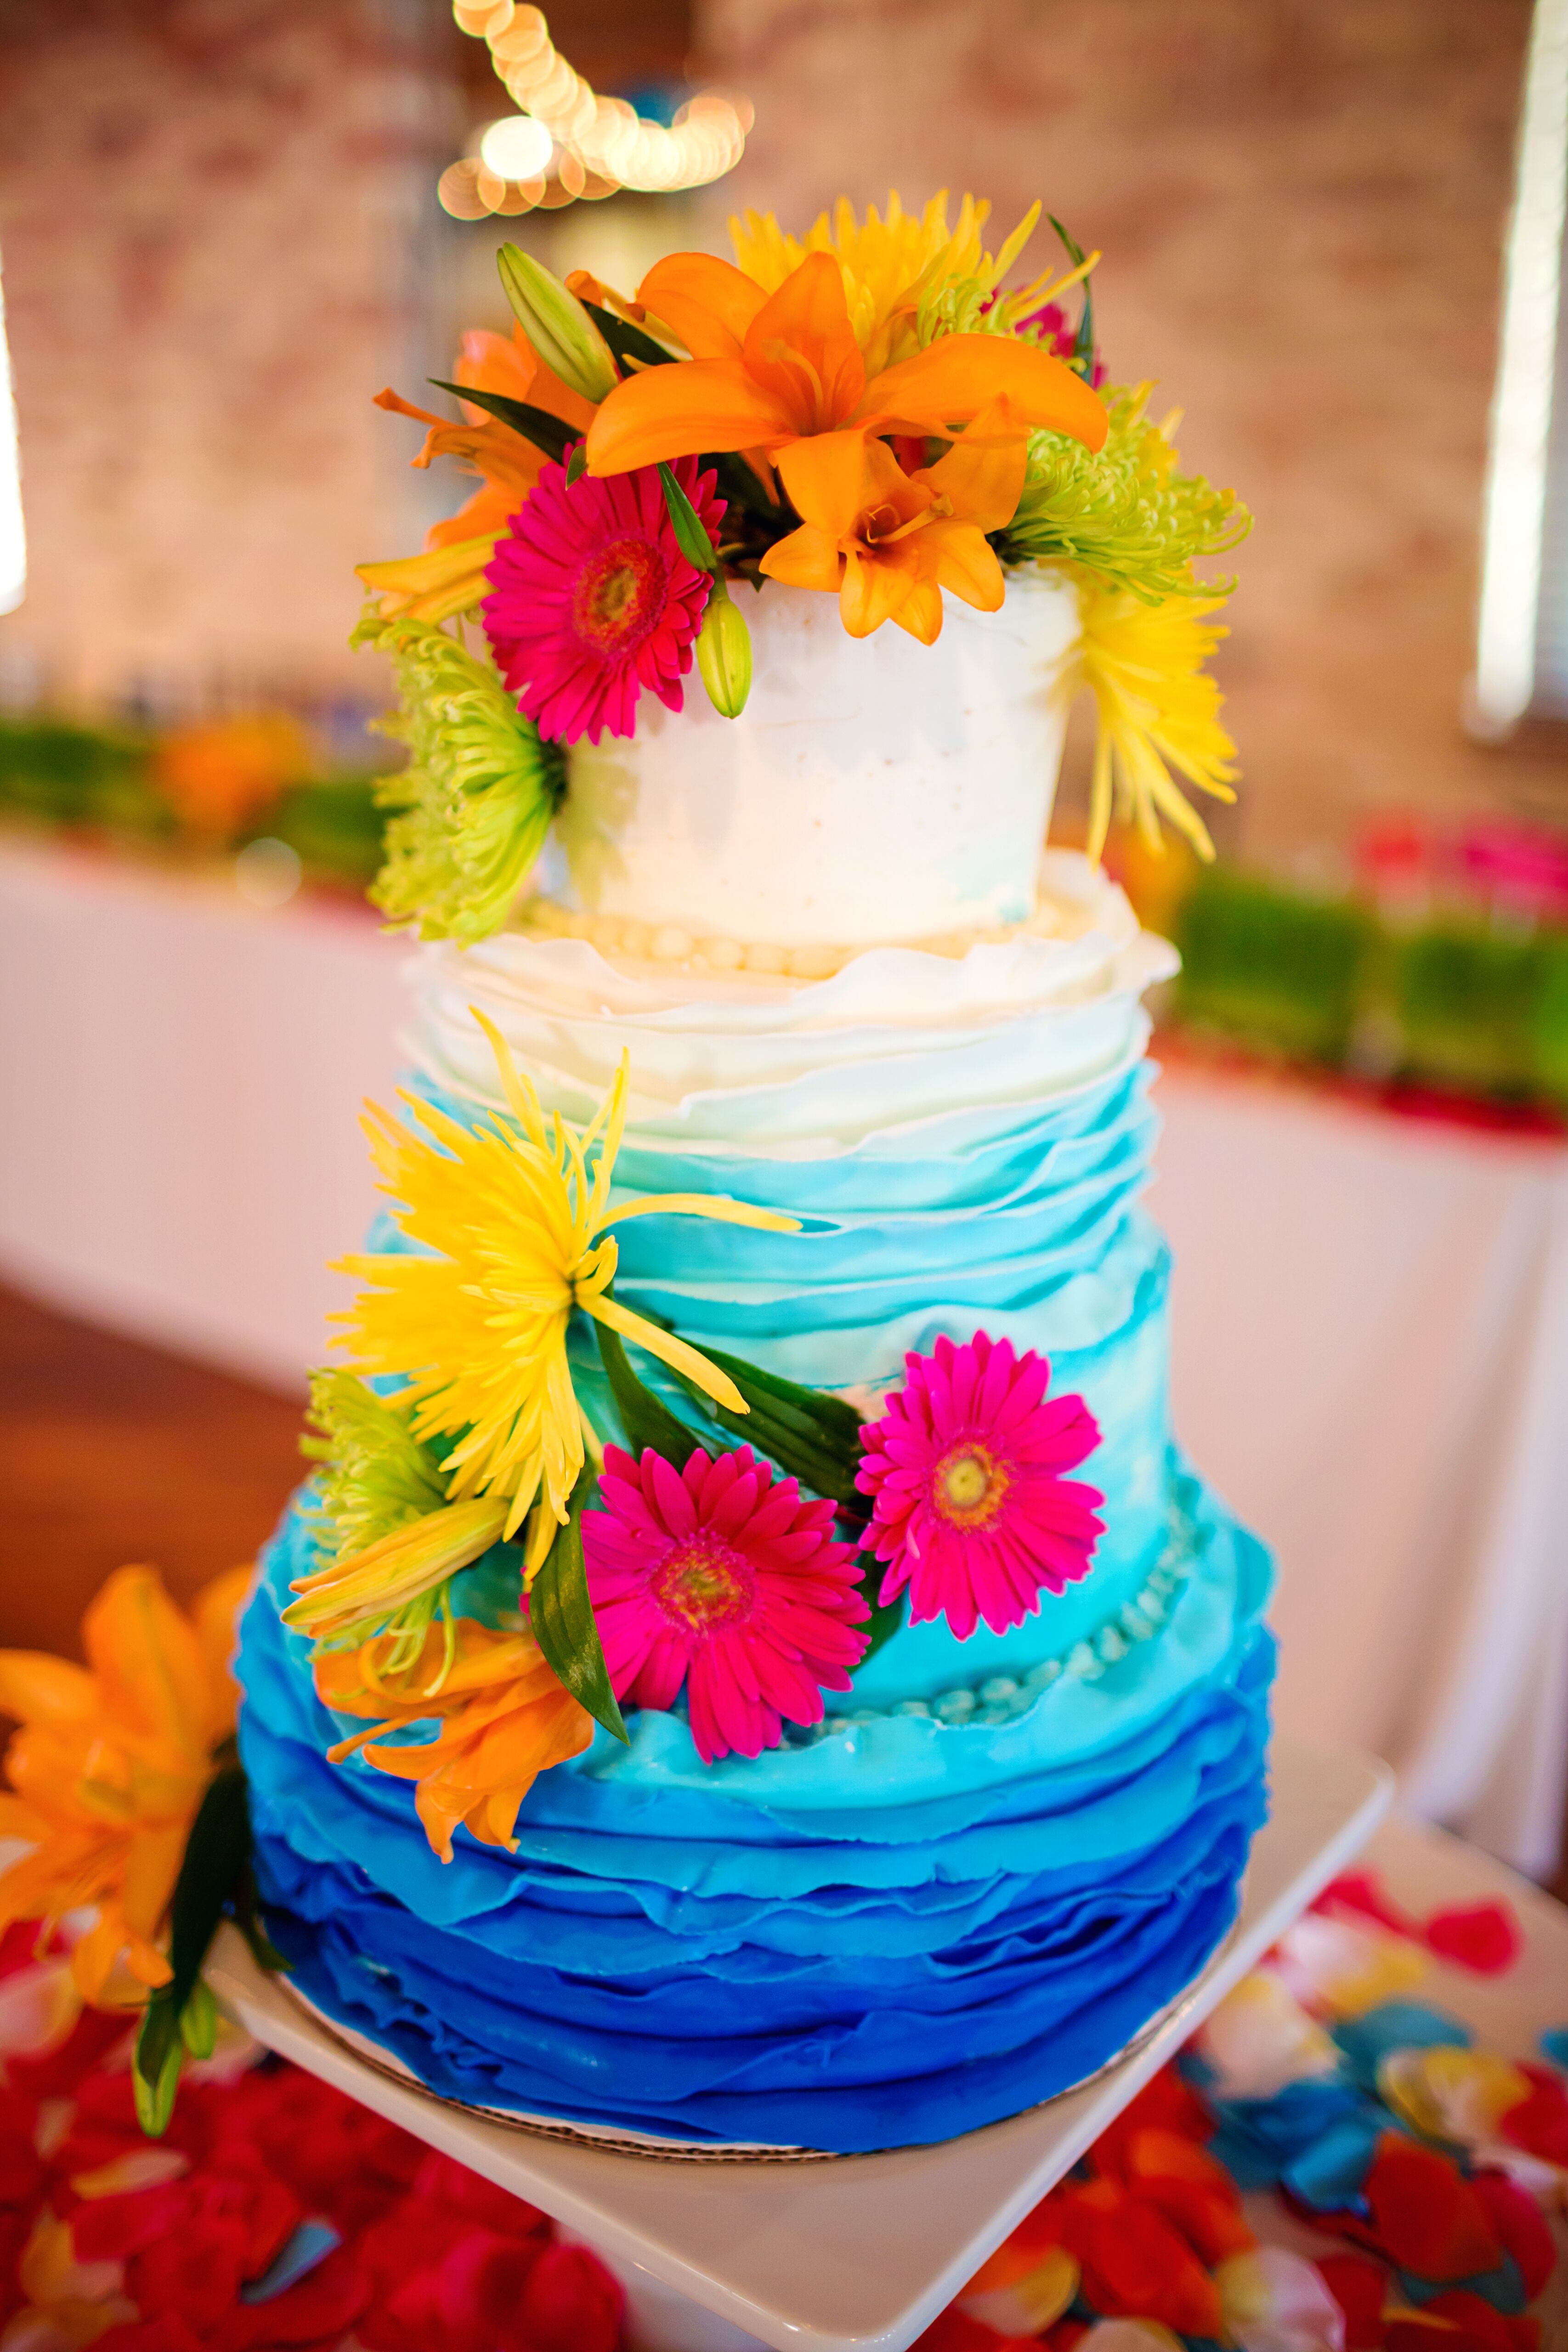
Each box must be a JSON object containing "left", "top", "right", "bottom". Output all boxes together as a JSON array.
[
  {"left": 1153, "top": 1063, "right": 1568, "bottom": 1882},
  {"left": 0, "top": 837, "right": 404, "bottom": 1389},
  {"left": 2, "top": 839, "right": 1563, "bottom": 1876}
]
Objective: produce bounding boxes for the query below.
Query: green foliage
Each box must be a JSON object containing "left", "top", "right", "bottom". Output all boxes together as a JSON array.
[
  {"left": 1392, "top": 923, "right": 1546, "bottom": 1097},
  {"left": 1000, "top": 385, "right": 1250, "bottom": 603},
  {"left": 354, "top": 609, "right": 566, "bottom": 944},
  {"left": 301, "top": 1369, "right": 447, "bottom": 1565},
  {"left": 595, "top": 1321, "right": 707, "bottom": 1465},
  {"left": 531, "top": 1471, "right": 628, "bottom": 1744},
  {"left": 132, "top": 1758, "right": 264, "bottom": 2137},
  {"left": 856, "top": 1577, "right": 907, "bottom": 1664},
  {"left": 0, "top": 717, "right": 164, "bottom": 834},
  {"left": 1174, "top": 868, "right": 1373, "bottom": 1066},
  {"left": 667, "top": 1344, "right": 865, "bottom": 1507}
]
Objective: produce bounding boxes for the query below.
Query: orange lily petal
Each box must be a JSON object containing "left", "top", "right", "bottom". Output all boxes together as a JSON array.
[
  {"left": 457, "top": 323, "right": 596, "bottom": 432},
  {"left": 840, "top": 544, "right": 918, "bottom": 639},
  {"left": 759, "top": 524, "right": 845, "bottom": 593},
  {"left": 857, "top": 333, "right": 1107, "bottom": 450},
  {"left": 356, "top": 534, "right": 500, "bottom": 623},
  {"left": 85, "top": 1567, "right": 210, "bottom": 1768},
  {"left": 0, "top": 1652, "right": 95, "bottom": 1728},
  {"left": 921, "top": 516, "right": 1008, "bottom": 612},
  {"left": 427, "top": 481, "right": 525, "bottom": 552},
  {"left": 638, "top": 253, "right": 768, "bottom": 361},
  {"left": 775, "top": 426, "right": 880, "bottom": 534},
  {"left": 192, "top": 1566, "right": 250, "bottom": 1743},
  {"left": 119, "top": 1821, "right": 188, "bottom": 1943},
  {"left": 586, "top": 356, "right": 794, "bottom": 475},
  {"left": 741, "top": 253, "right": 866, "bottom": 434},
  {"left": 892, "top": 576, "right": 946, "bottom": 645},
  {"left": 919, "top": 396, "right": 1030, "bottom": 532}
]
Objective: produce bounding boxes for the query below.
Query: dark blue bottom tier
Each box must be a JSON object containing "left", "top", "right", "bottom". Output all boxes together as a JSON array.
[{"left": 239, "top": 1469, "right": 1274, "bottom": 2155}]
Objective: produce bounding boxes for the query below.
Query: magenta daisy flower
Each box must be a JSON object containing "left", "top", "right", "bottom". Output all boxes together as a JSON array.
[
  {"left": 855, "top": 1331, "right": 1104, "bottom": 1641},
  {"left": 482, "top": 452, "right": 723, "bottom": 745},
  {"left": 581, "top": 1443, "right": 871, "bottom": 1763}
]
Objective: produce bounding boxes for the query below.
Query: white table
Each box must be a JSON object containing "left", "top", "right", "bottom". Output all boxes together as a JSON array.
[
  {"left": 209, "top": 1736, "right": 1391, "bottom": 2352},
  {"left": 1153, "top": 1061, "right": 1568, "bottom": 1881},
  {"left": 1, "top": 835, "right": 1562, "bottom": 1875}
]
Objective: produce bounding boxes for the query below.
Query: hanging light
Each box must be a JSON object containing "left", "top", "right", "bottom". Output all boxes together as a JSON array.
[{"left": 439, "top": 2, "right": 753, "bottom": 220}]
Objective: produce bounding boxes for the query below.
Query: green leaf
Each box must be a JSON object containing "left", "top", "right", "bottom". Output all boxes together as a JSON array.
[
  {"left": 236, "top": 1866, "right": 291, "bottom": 1976},
  {"left": 428, "top": 381, "right": 574, "bottom": 465},
  {"left": 1046, "top": 214, "right": 1096, "bottom": 383},
  {"left": 595, "top": 1322, "right": 705, "bottom": 1464},
  {"left": 179, "top": 1977, "right": 219, "bottom": 2060},
  {"left": 530, "top": 1474, "right": 628, "bottom": 1744},
  {"left": 582, "top": 300, "right": 676, "bottom": 373},
  {"left": 856, "top": 1571, "right": 907, "bottom": 1665},
  {"left": 132, "top": 2000, "right": 183, "bottom": 2137},
  {"left": 708, "top": 451, "right": 786, "bottom": 522},
  {"left": 657, "top": 463, "right": 719, "bottom": 572},
  {"left": 669, "top": 1345, "right": 865, "bottom": 1504},
  {"left": 164, "top": 1764, "right": 250, "bottom": 2018},
  {"left": 131, "top": 1758, "right": 254, "bottom": 2137},
  {"left": 565, "top": 442, "right": 589, "bottom": 485}
]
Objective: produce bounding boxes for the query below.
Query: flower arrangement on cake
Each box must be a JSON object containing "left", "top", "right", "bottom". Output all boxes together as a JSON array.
[{"left": 357, "top": 189, "right": 1248, "bottom": 953}]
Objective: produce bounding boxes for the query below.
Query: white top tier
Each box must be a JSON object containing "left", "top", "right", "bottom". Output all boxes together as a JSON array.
[{"left": 552, "top": 569, "right": 1080, "bottom": 949}]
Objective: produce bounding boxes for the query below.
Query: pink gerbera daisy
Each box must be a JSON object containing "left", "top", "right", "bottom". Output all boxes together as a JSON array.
[
  {"left": 855, "top": 1331, "right": 1104, "bottom": 1641},
  {"left": 482, "top": 452, "right": 723, "bottom": 745},
  {"left": 581, "top": 1444, "right": 871, "bottom": 1763}
]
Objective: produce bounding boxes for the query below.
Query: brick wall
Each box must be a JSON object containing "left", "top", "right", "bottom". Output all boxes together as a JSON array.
[
  {"left": 699, "top": 0, "right": 1568, "bottom": 857},
  {"left": 3, "top": 0, "right": 1566, "bottom": 848},
  {"left": 0, "top": 0, "right": 455, "bottom": 715}
]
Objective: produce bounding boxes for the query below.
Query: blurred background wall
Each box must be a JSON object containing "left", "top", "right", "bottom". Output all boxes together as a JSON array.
[{"left": 3, "top": 0, "right": 1566, "bottom": 852}]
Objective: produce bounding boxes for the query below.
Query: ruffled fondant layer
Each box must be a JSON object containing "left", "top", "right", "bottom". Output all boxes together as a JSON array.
[{"left": 238, "top": 1465, "right": 1274, "bottom": 2154}]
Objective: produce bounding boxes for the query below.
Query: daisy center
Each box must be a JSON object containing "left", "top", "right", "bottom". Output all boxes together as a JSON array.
[
  {"left": 933, "top": 1442, "right": 1011, "bottom": 1527},
  {"left": 572, "top": 535, "right": 668, "bottom": 657},
  {"left": 651, "top": 1532, "right": 757, "bottom": 1635}
]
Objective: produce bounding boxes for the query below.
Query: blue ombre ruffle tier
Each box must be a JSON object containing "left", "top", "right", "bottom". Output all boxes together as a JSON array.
[
  {"left": 241, "top": 1469, "right": 1272, "bottom": 2152},
  {"left": 237, "top": 994, "right": 1277, "bottom": 2151}
]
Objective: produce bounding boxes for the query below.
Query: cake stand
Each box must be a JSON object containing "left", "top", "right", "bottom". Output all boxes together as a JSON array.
[{"left": 208, "top": 1735, "right": 1392, "bottom": 2352}]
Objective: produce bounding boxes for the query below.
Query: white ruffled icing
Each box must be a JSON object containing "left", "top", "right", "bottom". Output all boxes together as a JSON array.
[{"left": 404, "top": 853, "right": 1177, "bottom": 1154}]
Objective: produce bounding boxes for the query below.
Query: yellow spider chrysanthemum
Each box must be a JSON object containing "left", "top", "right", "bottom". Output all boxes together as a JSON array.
[
  {"left": 730, "top": 190, "right": 1045, "bottom": 373},
  {"left": 333, "top": 1013, "right": 797, "bottom": 1541},
  {"left": 1066, "top": 578, "right": 1240, "bottom": 864}
]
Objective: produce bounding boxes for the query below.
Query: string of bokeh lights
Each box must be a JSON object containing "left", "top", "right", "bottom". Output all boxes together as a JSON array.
[{"left": 440, "top": 1, "right": 753, "bottom": 219}]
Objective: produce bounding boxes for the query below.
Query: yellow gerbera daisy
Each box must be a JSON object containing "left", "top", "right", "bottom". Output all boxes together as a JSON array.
[
  {"left": 333, "top": 1013, "right": 797, "bottom": 1541},
  {"left": 730, "top": 190, "right": 1044, "bottom": 373},
  {"left": 1066, "top": 577, "right": 1240, "bottom": 863}
]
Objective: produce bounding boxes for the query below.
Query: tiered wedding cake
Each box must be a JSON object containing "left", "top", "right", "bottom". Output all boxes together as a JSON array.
[{"left": 235, "top": 192, "right": 1271, "bottom": 2153}]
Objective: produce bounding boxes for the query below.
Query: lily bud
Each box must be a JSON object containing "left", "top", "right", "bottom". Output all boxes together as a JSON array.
[
  {"left": 695, "top": 577, "right": 753, "bottom": 720},
  {"left": 496, "top": 244, "right": 619, "bottom": 406}
]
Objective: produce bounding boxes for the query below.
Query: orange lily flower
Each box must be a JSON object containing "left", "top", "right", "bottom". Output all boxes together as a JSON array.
[
  {"left": 358, "top": 324, "right": 600, "bottom": 619},
  {"left": 0, "top": 1565, "right": 250, "bottom": 2007},
  {"left": 585, "top": 249, "right": 1106, "bottom": 511},
  {"left": 759, "top": 398, "right": 1029, "bottom": 642},
  {"left": 315, "top": 1618, "right": 594, "bottom": 1863}
]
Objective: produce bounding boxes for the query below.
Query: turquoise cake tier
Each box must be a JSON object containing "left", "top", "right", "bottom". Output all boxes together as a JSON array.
[{"left": 236, "top": 864, "right": 1277, "bottom": 2152}]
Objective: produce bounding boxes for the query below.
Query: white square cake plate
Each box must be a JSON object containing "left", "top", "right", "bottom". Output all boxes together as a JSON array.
[{"left": 209, "top": 1734, "right": 1393, "bottom": 2352}]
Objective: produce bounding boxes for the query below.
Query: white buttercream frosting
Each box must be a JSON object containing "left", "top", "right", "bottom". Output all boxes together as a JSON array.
[
  {"left": 550, "top": 569, "right": 1081, "bottom": 949},
  {"left": 405, "top": 852, "right": 1177, "bottom": 1154}
]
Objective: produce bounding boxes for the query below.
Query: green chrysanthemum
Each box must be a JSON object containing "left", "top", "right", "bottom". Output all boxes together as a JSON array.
[
  {"left": 353, "top": 609, "right": 566, "bottom": 945},
  {"left": 1001, "top": 384, "right": 1250, "bottom": 604},
  {"left": 302, "top": 1368, "right": 447, "bottom": 1565},
  {"left": 298, "top": 1368, "right": 473, "bottom": 1668}
]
